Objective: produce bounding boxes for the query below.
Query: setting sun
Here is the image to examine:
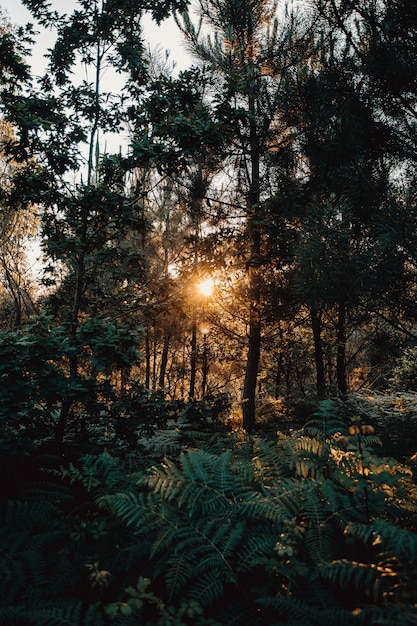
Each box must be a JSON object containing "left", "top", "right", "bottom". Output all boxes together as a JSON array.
[{"left": 197, "top": 278, "right": 214, "bottom": 297}]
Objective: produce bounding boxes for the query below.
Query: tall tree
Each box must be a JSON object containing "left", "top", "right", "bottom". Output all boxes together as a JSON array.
[
  {"left": 0, "top": 13, "right": 40, "bottom": 329},
  {"left": 0, "top": 0, "right": 189, "bottom": 443},
  {"left": 266, "top": 12, "right": 394, "bottom": 397},
  {"left": 176, "top": 0, "right": 310, "bottom": 430}
]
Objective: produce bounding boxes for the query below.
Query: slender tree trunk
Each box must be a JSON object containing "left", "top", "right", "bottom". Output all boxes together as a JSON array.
[
  {"left": 152, "top": 324, "right": 157, "bottom": 390},
  {"left": 242, "top": 65, "right": 261, "bottom": 433},
  {"left": 120, "top": 366, "right": 130, "bottom": 394},
  {"left": 181, "top": 344, "right": 186, "bottom": 400},
  {"left": 201, "top": 331, "right": 209, "bottom": 397},
  {"left": 242, "top": 52, "right": 261, "bottom": 433},
  {"left": 336, "top": 299, "right": 348, "bottom": 397},
  {"left": 242, "top": 285, "right": 261, "bottom": 431},
  {"left": 158, "top": 331, "right": 170, "bottom": 389},
  {"left": 2, "top": 260, "right": 22, "bottom": 330},
  {"left": 54, "top": 202, "right": 88, "bottom": 444},
  {"left": 310, "top": 305, "right": 326, "bottom": 398},
  {"left": 189, "top": 320, "right": 197, "bottom": 399},
  {"left": 275, "top": 360, "right": 283, "bottom": 399},
  {"left": 145, "top": 326, "right": 151, "bottom": 389},
  {"left": 55, "top": 28, "right": 102, "bottom": 444}
]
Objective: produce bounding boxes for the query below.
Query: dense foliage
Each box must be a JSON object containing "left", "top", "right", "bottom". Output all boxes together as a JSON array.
[{"left": 1, "top": 399, "right": 417, "bottom": 625}]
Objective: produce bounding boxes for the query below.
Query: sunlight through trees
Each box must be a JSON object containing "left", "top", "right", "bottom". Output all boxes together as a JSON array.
[{"left": 1, "top": 2, "right": 417, "bottom": 619}]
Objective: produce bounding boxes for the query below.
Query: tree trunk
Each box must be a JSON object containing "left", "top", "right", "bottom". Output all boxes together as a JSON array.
[
  {"left": 201, "top": 331, "right": 209, "bottom": 397},
  {"left": 189, "top": 321, "right": 197, "bottom": 399},
  {"left": 54, "top": 203, "right": 88, "bottom": 445},
  {"left": 55, "top": 34, "right": 102, "bottom": 445},
  {"left": 145, "top": 326, "right": 151, "bottom": 389},
  {"left": 242, "top": 283, "right": 261, "bottom": 432},
  {"left": 336, "top": 299, "right": 348, "bottom": 397},
  {"left": 158, "top": 331, "right": 170, "bottom": 389},
  {"left": 310, "top": 305, "right": 326, "bottom": 399},
  {"left": 242, "top": 70, "right": 261, "bottom": 433},
  {"left": 152, "top": 325, "right": 157, "bottom": 390}
]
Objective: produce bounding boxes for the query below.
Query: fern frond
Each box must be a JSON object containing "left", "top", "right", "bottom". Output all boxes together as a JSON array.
[
  {"left": 189, "top": 569, "right": 234, "bottom": 608},
  {"left": 264, "top": 477, "right": 320, "bottom": 519},
  {"left": 218, "top": 519, "right": 246, "bottom": 558},
  {"left": 258, "top": 594, "right": 358, "bottom": 626},
  {"left": 164, "top": 551, "right": 194, "bottom": 600},
  {"left": 146, "top": 449, "right": 254, "bottom": 517},
  {"left": 2, "top": 500, "right": 62, "bottom": 534},
  {"left": 290, "top": 435, "right": 332, "bottom": 479},
  {"left": 304, "top": 399, "right": 349, "bottom": 439},
  {"left": 97, "top": 491, "right": 159, "bottom": 530},
  {"left": 353, "top": 604, "right": 417, "bottom": 626},
  {"left": 318, "top": 559, "right": 393, "bottom": 602},
  {"left": 304, "top": 522, "right": 336, "bottom": 564},
  {"left": 236, "top": 476, "right": 314, "bottom": 524},
  {"left": 0, "top": 601, "right": 105, "bottom": 626},
  {"left": 141, "top": 427, "right": 183, "bottom": 456},
  {"left": 346, "top": 519, "right": 417, "bottom": 560},
  {"left": 61, "top": 451, "right": 128, "bottom": 493},
  {"left": 251, "top": 437, "right": 292, "bottom": 483},
  {"left": 155, "top": 517, "right": 242, "bottom": 566},
  {"left": 257, "top": 595, "right": 317, "bottom": 625},
  {"left": 23, "top": 481, "right": 75, "bottom": 505},
  {"left": 236, "top": 531, "right": 278, "bottom": 573}
]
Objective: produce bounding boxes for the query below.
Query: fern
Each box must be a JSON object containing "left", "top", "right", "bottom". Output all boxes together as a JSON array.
[
  {"left": 3, "top": 401, "right": 416, "bottom": 625},
  {"left": 190, "top": 569, "right": 233, "bottom": 608},
  {"left": 236, "top": 529, "right": 278, "bottom": 573},
  {"left": 60, "top": 451, "right": 133, "bottom": 493},
  {"left": 345, "top": 519, "right": 417, "bottom": 560},
  {"left": 251, "top": 436, "right": 292, "bottom": 483},
  {"left": 163, "top": 551, "right": 194, "bottom": 599},
  {"left": 146, "top": 449, "right": 256, "bottom": 517},
  {"left": 258, "top": 593, "right": 390, "bottom": 626},
  {"left": 319, "top": 559, "right": 390, "bottom": 602},
  {"left": 304, "top": 399, "right": 349, "bottom": 439},
  {"left": 257, "top": 595, "right": 322, "bottom": 626},
  {"left": 0, "top": 601, "right": 105, "bottom": 625}
]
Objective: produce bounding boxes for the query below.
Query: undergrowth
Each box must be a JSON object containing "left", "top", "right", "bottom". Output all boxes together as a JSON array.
[{"left": 0, "top": 398, "right": 417, "bottom": 625}]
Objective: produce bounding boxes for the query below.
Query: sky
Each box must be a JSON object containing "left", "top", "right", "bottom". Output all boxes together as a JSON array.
[{"left": 0, "top": 0, "right": 192, "bottom": 73}]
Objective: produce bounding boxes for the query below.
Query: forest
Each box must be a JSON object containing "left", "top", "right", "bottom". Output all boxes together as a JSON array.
[{"left": 1, "top": 0, "right": 417, "bottom": 624}]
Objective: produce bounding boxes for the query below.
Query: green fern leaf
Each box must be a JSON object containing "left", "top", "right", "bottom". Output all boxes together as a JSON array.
[
  {"left": 346, "top": 519, "right": 417, "bottom": 560},
  {"left": 318, "top": 559, "right": 391, "bottom": 602},
  {"left": 304, "top": 399, "right": 349, "bottom": 439},
  {"left": 257, "top": 595, "right": 316, "bottom": 625},
  {"left": 0, "top": 601, "right": 105, "bottom": 625},
  {"left": 189, "top": 569, "right": 232, "bottom": 608},
  {"left": 164, "top": 551, "right": 194, "bottom": 600},
  {"left": 237, "top": 531, "right": 277, "bottom": 573}
]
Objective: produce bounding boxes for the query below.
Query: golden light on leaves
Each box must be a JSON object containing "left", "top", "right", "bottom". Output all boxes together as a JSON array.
[{"left": 197, "top": 277, "right": 214, "bottom": 297}]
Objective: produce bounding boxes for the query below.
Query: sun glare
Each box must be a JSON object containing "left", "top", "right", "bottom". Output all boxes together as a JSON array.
[{"left": 198, "top": 278, "right": 214, "bottom": 297}]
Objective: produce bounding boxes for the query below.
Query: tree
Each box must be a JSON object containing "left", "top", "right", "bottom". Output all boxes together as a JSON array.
[
  {"left": 0, "top": 0, "right": 189, "bottom": 443},
  {"left": 175, "top": 0, "right": 311, "bottom": 430},
  {"left": 0, "top": 14, "right": 40, "bottom": 329},
  {"left": 264, "top": 11, "right": 395, "bottom": 397}
]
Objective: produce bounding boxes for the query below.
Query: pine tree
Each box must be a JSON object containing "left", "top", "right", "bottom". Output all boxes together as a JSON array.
[{"left": 176, "top": 0, "right": 311, "bottom": 429}]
